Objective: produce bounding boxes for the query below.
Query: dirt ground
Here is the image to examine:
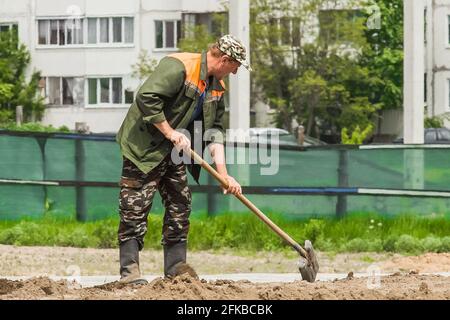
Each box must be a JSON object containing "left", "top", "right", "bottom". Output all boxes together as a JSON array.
[
  {"left": 0, "top": 273, "right": 448, "bottom": 300},
  {"left": 0, "top": 245, "right": 449, "bottom": 300}
]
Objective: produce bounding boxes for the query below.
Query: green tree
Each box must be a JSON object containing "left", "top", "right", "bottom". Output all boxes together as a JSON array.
[
  {"left": 131, "top": 49, "right": 158, "bottom": 82},
  {"left": 250, "top": 0, "right": 380, "bottom": 141},
  {"left": 424, "top": 114, "right": 450, "bottom": 128},
  {"left": 0, "top": 29, "right": 44, "bottom": 123},
  {"left": 341, "top": 124, "right": 374, "bottom": 144},
  {"left": 359, "top": 0, "right": 403, "bottom": 110},
  {"left": 176, "top": 12, "right": 230, "bottom": 111},
  {"left": 177, "top": 24, "right": 216, "bottom": 53},
  {"left": 177, "top": 11, "right": 228, "bottom": 53}
]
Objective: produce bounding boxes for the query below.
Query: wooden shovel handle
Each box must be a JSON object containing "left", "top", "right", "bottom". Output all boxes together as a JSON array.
[{"left": 189, "top": 148, "right": 308, "bottom": 258}]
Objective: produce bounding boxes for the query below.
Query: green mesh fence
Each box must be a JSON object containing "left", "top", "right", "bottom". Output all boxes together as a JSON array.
[{"left": 1, "top": 131, "right": 450, "bottom": 220}]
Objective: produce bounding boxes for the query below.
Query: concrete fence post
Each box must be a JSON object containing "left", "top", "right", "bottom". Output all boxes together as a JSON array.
[
  {"left": 336, "top": 149, "right": 349, "bottom": 218},
  {"left": 75, "top": 138, "right": 87, "bottom": 221},
  {"left": 15, "top": 105, "right": 23, "bottom": 126}
]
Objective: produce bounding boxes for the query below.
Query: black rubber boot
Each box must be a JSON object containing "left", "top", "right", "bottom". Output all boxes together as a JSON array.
[
  {"left": 163, "top": 242, "right": 198, "bottom": 279},
  {"left": 119, "top": 239, "right": 148, "bottom": 285}
]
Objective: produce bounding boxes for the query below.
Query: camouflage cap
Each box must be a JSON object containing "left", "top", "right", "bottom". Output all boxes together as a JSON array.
[{"left": 217, "top": 34, "right": 252, "bottom": 71}]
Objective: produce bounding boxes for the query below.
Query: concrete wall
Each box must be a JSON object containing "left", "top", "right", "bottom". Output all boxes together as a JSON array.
[
  {"left": 379, "top": 109, "right": 404, "bottom": 136},
  {"left": 42, "top": 106, "right": 127, "bottom": 133}
]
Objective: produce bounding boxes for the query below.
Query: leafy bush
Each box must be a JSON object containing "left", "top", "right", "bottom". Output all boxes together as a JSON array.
[
  {"left": 344, "top": 238, "right": 369, "bottom": 252},
  {"left": 303, "top": 219, "right": 325, "bottom": 243},
  {"left": 340, "top": 238, "right": 383, "bottom": 253},
  {"left": 56, "top": 228, "right": 96, "bottom": 248},
  {"left": 314, "top": 237, "right": 335, "bottom": 252},
  {"left": 92, "top": 224, "right": 118, "bottom": 248},
  {"left": 395, "top": 235, "right": 423, "bottom": 254},
  {"left": 0, "top": 109, "right": 13, "bottom": 123},
  {"left": 341, "top": 124, "right": 374, "bottom": 145},
  {"left": 421, "top": 236, "right": 442, "bottom": 253},
  {"left": 0, "top": 122, "right": 70, "bottom": 132},
  {"left": 424, "top": 115, "right": 450, "bottom": 128},
  {"left": 439, "top": 236, "right": 450, "bottom": 252},
  {"left": 0, "top": 222, "right": 48, "bottom": 246},
  {"left": 367, "top": 239, "right": 383, "bottom": 252},
  {"left": 382, "top": 235, "right": 399, "bottom": 252}
]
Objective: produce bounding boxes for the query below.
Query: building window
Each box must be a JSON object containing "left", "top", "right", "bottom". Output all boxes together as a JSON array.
[
  {"left": 112, "top": 78, "right": 122, "bottom": 103},
  {"left": 424, "top": 8, "right": 427, "bottom": 44},
  {"left": 254, "top": 17, "right": 301, "bottom": 47},
  {"left": 0, "top": 23, "right": 18, "bottom": 38},
  {"left": 87, "top": 18, "right": 97, "bottom": 44},
  {"left": 112, "top": 17, "right": 122, "bottom": 43},
  {"left": 37, "top": 17, "right": 133, "bottom": 46},
  {"left": 47, "top": 77, "right": 61, "bottom": 104},
  {"left": 72, "top": 19, "right": 83, "bottom": 44},
  {"left": 99, "top": 18, "right": 109, "bottom": 43},
  {"left": 280, "top": 18, "right": 291, "bottom": 46},
  {"left": 319, "top": 9, "right": 365, "bottom": 45},
  {"left": 88, "top": 79, "right": 97, "bottom": 104},
  {"left": 181, "top": 12, "right": 227, "bottom": 39},
  {"left": 89, "top": 17, "right": 133, "bottom": 45},
  {"left": 124, "top": 17, "right": 134, "bottom": 43},
  {"left": 274, "top": 17, "right": 301, "bottom": 47},
  {"left": 99, "top": 78, "right": 109, "bottom": 103},
  {"left": 125, "top": 89, "right": 134, "bottom": 104},
  {"left": 448, "top": 15, "right": 450, "bottom": 45},
  {"left": 87, "top": 78, "right": 125, "bottom": 105},
  {"left": 44, "top": 77, "right": 84, "bottom": 106},
  {"left": 38, "top": 20, "right": 49, "bottom": 44},
  {"left": 155, "top": 20, "right": 181, "bottom": 49},
  {"left": 43, "top": 77, "right": 129, "bottom": 106},
  {"left": 38, "top": 19, "right": 83, "bottom": 45},
  {"left": 0, "top": 23, "right": 18, "bottom": 33},
  {"left": 424, "top": 73, "right": 427, "bottom": 103},
  {"left": 50, "top": 20, "right": 58, "bottom": 44}
]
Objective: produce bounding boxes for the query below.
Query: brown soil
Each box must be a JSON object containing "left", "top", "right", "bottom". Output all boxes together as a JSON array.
[
  {"left": 0, "top": 277, "right": 70, "bottom": 299},
  {"left": 380, "top": 253, "right": 450, "bottom": 273},
  {"left": 0, "top": 245, "right": 449, "bottom": 300},
  {"left": 0, "top": 273, "right": 448, "bottom": 300}
]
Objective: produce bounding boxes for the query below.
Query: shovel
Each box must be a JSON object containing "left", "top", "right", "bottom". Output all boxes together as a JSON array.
[{"left": 188, "top": 148, "right": 319, "bottom": 282}]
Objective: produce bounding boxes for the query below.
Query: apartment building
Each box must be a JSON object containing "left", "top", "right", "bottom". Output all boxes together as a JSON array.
[
  {"left": 425, "top": 0, "right": 450, "bottom": 122},
  {"left": 1, "top": 0, "right": 449, "bottom": 134},
  {"left": 0, "top": 0, "right": 226, "bottom": 132}
]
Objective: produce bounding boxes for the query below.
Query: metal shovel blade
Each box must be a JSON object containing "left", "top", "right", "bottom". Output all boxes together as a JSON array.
[{"left": 297, "top": 240, "right": 319, "bottom": 282}]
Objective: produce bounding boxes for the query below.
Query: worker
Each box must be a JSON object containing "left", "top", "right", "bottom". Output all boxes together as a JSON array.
[{"left": 116, "top": 34, "right": 251, "bottom": 284}]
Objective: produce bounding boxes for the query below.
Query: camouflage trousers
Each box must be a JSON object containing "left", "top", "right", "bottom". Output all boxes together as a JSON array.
[{"left": 118, "top": 155, "right": 192, "bottom": 250}]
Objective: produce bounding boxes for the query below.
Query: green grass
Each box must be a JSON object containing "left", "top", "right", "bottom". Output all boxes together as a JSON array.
[
  {"left": 360, "top": 255, "right": 376, "bottom": 263},
  {"left": 0, "top": 213, "right": 449, "bottom": 254},
  {"left": 0, "top": 122, "right": 71, "bottom": 132}
]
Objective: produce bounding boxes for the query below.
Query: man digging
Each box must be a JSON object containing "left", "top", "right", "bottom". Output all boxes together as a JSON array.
[{"left": 116, "top": 35, "right": 251, "bottom": 285}]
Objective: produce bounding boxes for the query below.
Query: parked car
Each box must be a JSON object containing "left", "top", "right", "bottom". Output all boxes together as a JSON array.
[
  {"left": 245, "top": 128, "right": 327, "bottom": 146},
  {"left": 393, "top": 127, "right": 450, "bottom": 144}
]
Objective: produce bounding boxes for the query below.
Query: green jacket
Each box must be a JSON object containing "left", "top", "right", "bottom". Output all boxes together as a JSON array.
[{"left": 116, "top": 51, "right": 226, "bottom": 182}]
